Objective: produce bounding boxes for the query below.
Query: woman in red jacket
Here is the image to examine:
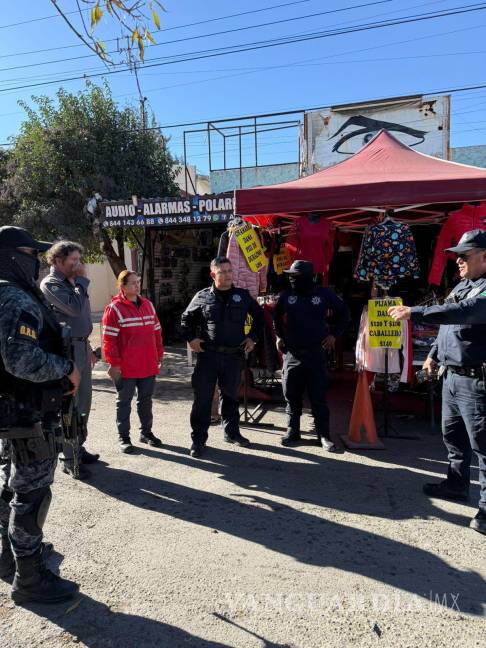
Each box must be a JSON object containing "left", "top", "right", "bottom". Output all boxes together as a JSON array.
[{"left": 102, "top": 270, "right": 164, "bottom": 453}]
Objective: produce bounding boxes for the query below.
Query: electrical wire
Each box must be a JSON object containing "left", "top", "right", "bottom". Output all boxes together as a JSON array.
[{"left": 0, "top": 3, "right": 485, "bottom": 94}]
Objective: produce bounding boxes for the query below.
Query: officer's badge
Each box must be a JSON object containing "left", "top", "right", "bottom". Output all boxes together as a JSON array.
[
  {"left": 288, "top": 296, "right": 297, "bottom": 304},
  {"left": 311, "top": 296, "right": 322, "bottom": 305},
  {"left": 232, "top": 294, "right": 242, "bottom": 303}
]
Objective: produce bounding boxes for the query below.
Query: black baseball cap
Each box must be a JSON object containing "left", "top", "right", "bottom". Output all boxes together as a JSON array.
[
  {"left": 0, "top": 226, "right": 52, "bottom": 251},
  {"left": 446, "top": 229, "right": 486, "bottom": 254},
  {"left": 284, "top": 260, "right": 314, "bottom": 275}
]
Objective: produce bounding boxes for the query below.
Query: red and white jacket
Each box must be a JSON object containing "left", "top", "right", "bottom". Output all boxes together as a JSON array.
[{"left": 102, "top": 292, "right": 163, "bottom": 379}]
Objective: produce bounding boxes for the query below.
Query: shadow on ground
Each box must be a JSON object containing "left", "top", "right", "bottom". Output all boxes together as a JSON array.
[{"left": 84, "top": 447, "right": 485, "bottom": 616}]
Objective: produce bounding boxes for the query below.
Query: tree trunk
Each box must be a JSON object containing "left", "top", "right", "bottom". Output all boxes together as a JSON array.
[
  {"left": 100, "top": 228, "right": 127, "bottom": 277},
  {"left": 115, "top": 228, "right": 126, "bottom": 267}
]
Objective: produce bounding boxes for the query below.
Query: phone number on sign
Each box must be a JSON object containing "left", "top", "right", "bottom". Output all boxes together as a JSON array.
[{"left": 103, "top": 214, "right": 230, "bottom": 228}]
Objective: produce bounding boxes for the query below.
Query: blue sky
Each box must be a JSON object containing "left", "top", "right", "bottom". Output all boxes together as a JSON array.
[{"left": 1, "top": 0, "right": 486, "bottom": 173}]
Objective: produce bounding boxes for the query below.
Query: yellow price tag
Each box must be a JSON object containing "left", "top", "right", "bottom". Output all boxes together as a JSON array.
[
  {"left": 244, "top": 313, "right": 252, "bottom": 336},
  {"left": 273, "top": 248, "right": 292, "bottom": 275},
  {"left": 234, "top": 223, "right": 267, "bottom": 272},
  {"left": 368, "top": 298, "right": 403, "bottom": 349}
]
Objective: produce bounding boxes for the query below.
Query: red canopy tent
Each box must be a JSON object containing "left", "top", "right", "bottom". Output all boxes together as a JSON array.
[{"left": 234, "top": 130, "right": 486, "bottom": 227}]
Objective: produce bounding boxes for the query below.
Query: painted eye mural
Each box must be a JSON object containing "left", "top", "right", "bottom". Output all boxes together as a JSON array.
[{"left": 328, "top": 115, "right": 428, "bottom": 154}]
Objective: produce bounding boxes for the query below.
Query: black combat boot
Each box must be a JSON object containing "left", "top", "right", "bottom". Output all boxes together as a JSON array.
[
  {"left": 139, "top": 432, "right": 163, "bottom": 447},
  {"left": 0, "top": 535, "right": 14, "bottom": 579},
  {"left": 281, "top": 429, "right": 301, "bottom": 447},
  {"left": 319, "top": 435, "right": 338, "bottom": 453},
  {"left": 11, "top": 548, "right": 79, "bottom": 605},
  {"left": 423, "top": 480, "right": 469, "bottom": 502},
  {"left": 224, "top": 433, "right": 251, "bottom": 448},
  {"left": 119, "top": 436, "right": 135, "bottom": 454},
  {"left": 1, "top": 539, "right": 54, "bottom": 580}
]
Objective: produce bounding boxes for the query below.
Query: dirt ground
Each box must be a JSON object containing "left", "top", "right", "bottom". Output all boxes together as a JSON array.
[{"left": 0, "top": 348, "right": 485, "bottom": 648}]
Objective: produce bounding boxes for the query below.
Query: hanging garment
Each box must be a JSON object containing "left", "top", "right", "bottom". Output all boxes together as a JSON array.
[
  {"left": 355, "top": 306, "right": 411, "bottom": 383},
  {"left": 285, "top": 214, "right": 334, "bottom": 274},
  {"left": 354, "top": 220, "right": 420, "bottom": 289},
  {"left": 227, "top": 230, "right": 267, "bottom": 299},
  {"left": 427, "top": 203, "right": 486, "bottom": 285},
  {"left": 217, "top": 229, "right": 230, "bottom": 257}
]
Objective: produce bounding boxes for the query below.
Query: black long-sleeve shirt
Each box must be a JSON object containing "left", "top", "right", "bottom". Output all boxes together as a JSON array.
[
  {"left": 274, "top": 287, "right": 350, "bottom": 350},
  {"left": 181, "top": 284, "right": 263, "bottom": 348},
  {"left": 411, "top": 274, "right": 486, "bottom": 366}
]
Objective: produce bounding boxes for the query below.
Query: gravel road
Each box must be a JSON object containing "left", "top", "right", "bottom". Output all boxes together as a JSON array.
[{"left": 0, "top": 353, "right": 484, "bottom": 648}]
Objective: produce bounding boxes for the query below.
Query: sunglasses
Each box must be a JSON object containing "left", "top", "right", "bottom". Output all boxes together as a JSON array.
[{"left": 457, "top": 250, "right": 480, "bottom": 262}]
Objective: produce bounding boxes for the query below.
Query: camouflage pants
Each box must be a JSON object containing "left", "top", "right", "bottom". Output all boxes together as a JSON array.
[{"left": 0, "top": 440, "right": 57, "bottom": 558}]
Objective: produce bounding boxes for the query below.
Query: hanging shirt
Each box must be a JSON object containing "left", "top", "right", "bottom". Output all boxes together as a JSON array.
[
  {"left": 354, "top": 220, "right": 420, "bottom": 289},
  {"left": 285, "top": 215, "right": 334, "bottom": 275},
  {"left": 227, "top": 230, "right": 267, "bottom": 299},
  {"left": 428, "top": 204, "right": 486, "bottom": 286},
  {"left": 355, "top": 306, "right": 411, "bottom": 382}
]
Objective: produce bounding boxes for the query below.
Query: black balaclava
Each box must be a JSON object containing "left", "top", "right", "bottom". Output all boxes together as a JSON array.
[
  {"left": 0, "top": 248, "right": 40, "bottom": 285},
  {"left": 289, "top": 273, "right": 314, "bottom": 294}
]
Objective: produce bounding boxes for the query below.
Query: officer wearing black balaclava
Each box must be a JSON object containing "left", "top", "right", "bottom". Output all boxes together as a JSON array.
[
  {"left": 0, "top": 226, "right": 81, "bottom": 604},
  {"left": 274, "top": 260, "right": 350, "bottom": 451}
]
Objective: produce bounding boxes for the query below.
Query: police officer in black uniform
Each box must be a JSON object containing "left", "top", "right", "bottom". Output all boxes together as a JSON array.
[
  {"left": 274, "top": 260, "right": 350, "bottom": 451},
  {"left": 389, "top": 229, "right": 486, "bottom": 536},
  {"left": 0, "top": 226, "right": 81, "bottom": 603},
  {"left": 181, "top": 256, "right": 263, "bottom": 458}
]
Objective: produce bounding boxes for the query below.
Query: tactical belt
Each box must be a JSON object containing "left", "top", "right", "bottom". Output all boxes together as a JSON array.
[
  {"left": 288, "top": 345, "right": 325, "bottom": 354},
  {"left": 447, "top": 365, "right": 483, "bottom": 378},
  {"left": 0, "top": 421, "right": 43, "bottom": 441},
  {"left": 205, "top": 344, "right": 243, "bottom": 355}
]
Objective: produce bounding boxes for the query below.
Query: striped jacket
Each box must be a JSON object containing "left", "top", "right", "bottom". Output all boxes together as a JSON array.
[{"left": 102, "top": 292, "right": 163, "bottom": 378}]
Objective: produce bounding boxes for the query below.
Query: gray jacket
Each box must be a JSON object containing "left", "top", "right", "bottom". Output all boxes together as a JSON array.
[{"left": 40, "top": 268, "right": 93, "bottom": 338}]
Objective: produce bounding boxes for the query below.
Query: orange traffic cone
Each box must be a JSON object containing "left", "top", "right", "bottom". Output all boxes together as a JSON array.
[{"left": 341, "top": 372, "right": 385, "bottom": 449}]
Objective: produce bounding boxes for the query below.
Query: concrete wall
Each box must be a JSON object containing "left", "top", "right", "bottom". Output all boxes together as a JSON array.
[
  {"left": 85, "top": 261, "right": 118, "bottom": 312},
  {"left": 210, "top": 163, "right": 299, "bottom": 194},
  {"left": 450, "top": 145, "right": 486, "bottom": 168}
]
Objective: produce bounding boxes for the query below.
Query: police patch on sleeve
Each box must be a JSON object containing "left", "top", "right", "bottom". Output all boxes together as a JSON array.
[{"left": 15, "top": 310, "right": 39, "bottom": 343}]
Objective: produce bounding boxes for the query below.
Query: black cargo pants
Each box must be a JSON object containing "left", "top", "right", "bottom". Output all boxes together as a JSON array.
[
  {"left": 282, "top": 347, "right": 330, "bottom": 439},
  {"left": 190, "top": 350, "right": 243, "bottom": 446}
]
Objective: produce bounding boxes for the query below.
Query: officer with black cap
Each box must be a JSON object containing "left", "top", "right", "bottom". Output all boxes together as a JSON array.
[
  {"left": 274, "top": 260, "right": 350, "bottom": 451},
  {"left": 389, "top": 229, "right": 486, "bottom": 536},
  {"left": 0, "top": 226, "right": 81, "bottom": 603}
]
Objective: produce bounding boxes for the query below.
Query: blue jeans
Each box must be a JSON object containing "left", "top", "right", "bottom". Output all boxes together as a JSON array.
[
  {"left": 442, "top": 371, "right": 486, "bottom": 512},
  {"left": 115, "top": 376, "right": 155, "bottom": 440}
]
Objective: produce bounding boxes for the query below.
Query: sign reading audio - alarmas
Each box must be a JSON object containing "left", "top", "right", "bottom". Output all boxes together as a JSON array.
[
  {"left": 368, "top": 298, "right": 403, "bottom": 348},
  {"left": 234, "top": 223, "right": 267, "bottom": 272}
]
